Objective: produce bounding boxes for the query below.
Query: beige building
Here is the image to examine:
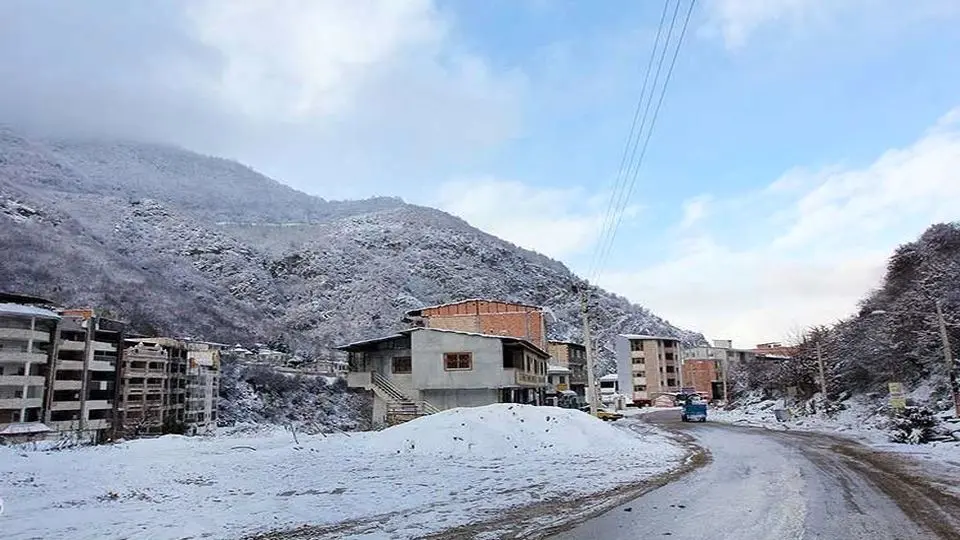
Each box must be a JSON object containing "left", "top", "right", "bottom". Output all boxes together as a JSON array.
[
  {"left": 47, "top": 309, "right": 126, "bottom": 443},
  {"left": 616, "top": 334, "right": 681, "bottom": 405},
  {"left": 547, "top": 340, "right": 587, "bottom": 399},
  {"left": 120, "top": 337, "right": 220, "bottom": 436},
  {"left": 0, "top": 300, "right": 60, "bottom": 440}
]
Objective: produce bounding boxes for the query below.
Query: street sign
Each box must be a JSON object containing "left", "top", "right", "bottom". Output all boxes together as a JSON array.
[{"left": 888, "top": 382, "right": 906, "bottom": 411}]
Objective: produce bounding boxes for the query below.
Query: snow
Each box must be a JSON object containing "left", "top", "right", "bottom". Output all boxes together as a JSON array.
[
  {"left": 0, "top": 303, "right": 60, "bottom": 319},
  {"left": 710, "top": 396, "right": 960, "bottom": 492},
  {"left": 0, "top": 404, "right": 686, "bottom": 540},
  {"left": 0, "top": 422, "right": 52, "bottom": 435}
]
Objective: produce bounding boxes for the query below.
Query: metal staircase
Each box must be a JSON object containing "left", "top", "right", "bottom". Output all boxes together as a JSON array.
[{"left": 371, "top": 372, "right": 440, "bottom": 424}]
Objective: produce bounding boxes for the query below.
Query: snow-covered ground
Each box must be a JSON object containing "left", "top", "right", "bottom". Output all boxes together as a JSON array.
[
  {"left": 710, "top": 395, "right": 960, "bottom": 495},
  {"left": 0, "top": 404, "right": 687, "bottom": 540}
]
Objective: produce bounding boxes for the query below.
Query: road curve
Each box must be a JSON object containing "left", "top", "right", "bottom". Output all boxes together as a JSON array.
[{"left": 551, "top": 410, "right": 960, "bottom": 540}]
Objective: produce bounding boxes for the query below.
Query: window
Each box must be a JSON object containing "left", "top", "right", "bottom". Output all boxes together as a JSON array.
[
  {"left": 444, "top": 352, "right": 472, "bottom": 371},
  {"left": 392, "top": 356, "right": 412, "bottom": 374},
  {"left": 632, "top": 357, "right": 644, "bottom": 365},
  {"left": 666, "top": 365, "right": 675, "bottom": 373},
  {"left": 633, "top": 370, "right": 645, "bottom": 378},
  {"left": 630, "top": 341, "right": 644, "bottom": 351},
  {"left": 635, "top": 385, "right": 647, "bottom": 391},
  {"left": 665, "top": 352, "right": 675, "bottom": 361},
  {"left": 667, "top": 378, "right": 677, "bottom": 387}
]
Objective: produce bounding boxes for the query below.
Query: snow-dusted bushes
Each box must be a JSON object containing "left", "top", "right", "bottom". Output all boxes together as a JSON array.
[
  {"left": 218, "top": 360, "right": 371, "bottom": 433},
  {"left": 888, "top": 406, "right": 942, "bottom": 444}
]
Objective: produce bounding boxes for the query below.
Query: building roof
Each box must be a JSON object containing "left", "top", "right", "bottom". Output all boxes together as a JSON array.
[
  {"left": 404, "top": 298, "right": 543, "bottom": 317},
  {"left": 0, "top": 422, "right": 53, "bottom": 435},
  {"left": 336, "top": 327, "right": 550, "bottom": 357},
  {"left": 0, "top": 302, "right": 61, "bottom": 320},
  {"left": 547, "top": 339, "right": 585, "bottom": 348},
  {"left": 547, "top": 364, "right": 571, "bottom": 374},
  {"left": 599, "top": 373, "right": 619, "bottom": 382},
  {"left": 619, "top": 333, "right": 680, "bottom": 342}
]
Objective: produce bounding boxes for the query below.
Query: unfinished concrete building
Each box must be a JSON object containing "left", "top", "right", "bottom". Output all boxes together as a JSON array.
[
  {"left": 47, "top": 309, "right": 126, "bottom": 443},
  {"left": 120, "top": 338, "right": 172, "bottom": 436},
  {"left": 120, "top": 338, "right": 220, "bottom": 436},
  {"left": 0, "top": 297, "right": 60, "bottom": 440}
]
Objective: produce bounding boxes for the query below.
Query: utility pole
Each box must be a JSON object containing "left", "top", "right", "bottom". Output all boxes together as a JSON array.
[
  {"left": 720, "top": 354, "right": 728, "bottom": 406},
  {"left": 578, "top": 284, "right": 599, "bottom": 416},
  {"left": 816, "top": 339, "right": 828, "bottom": 402},
  {"left": 935, "top": 301, "right": 960, "bottom": 416}
]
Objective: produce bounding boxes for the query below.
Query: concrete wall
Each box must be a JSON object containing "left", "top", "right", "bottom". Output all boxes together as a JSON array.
[
  {"left": 615, "top": 336, "right": 631, "bottom": 400},
  {"left": 411, "top": 330, "right": 505, "bottom": 390},
  {"left": 421, "top": 388, "right": 499, "bottom": 410}
]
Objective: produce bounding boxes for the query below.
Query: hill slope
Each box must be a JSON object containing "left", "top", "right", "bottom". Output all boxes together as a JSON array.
[{"left": 0, "top": 128, "right": 704, "bottom": 370}]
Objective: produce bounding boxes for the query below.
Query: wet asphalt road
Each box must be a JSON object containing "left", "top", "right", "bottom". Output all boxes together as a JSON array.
[{"left": 551, "top": 410, "right": 960, "bottom": 540}]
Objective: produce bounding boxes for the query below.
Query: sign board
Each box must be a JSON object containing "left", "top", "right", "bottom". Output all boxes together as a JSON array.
[
  {"left": 556, "top": 383, "right": 569, "bottom": 392},
  {"left": 888, "top": 382, "right": 906, "bottom": 411}
]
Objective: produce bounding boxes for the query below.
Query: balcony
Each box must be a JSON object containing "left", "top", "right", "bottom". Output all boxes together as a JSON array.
[
  {"left": 91, "top": 341, "right": 117, "bottom": 352},
  {"left": 0, "top": 375, "right": 46, "bottom": 387},
  {"left": 51, "top": 400, "right": 82, "bottom": 411},
  {"left": 0, "top": 397, "right": 43, "bottom": 409},
  {"left": 85, "top": 400, "right": 113, "bottom": 410},
  {"left": 59, "top": 341, "right": 86, "bottom": 352},
  {"left": 56, "top": 360, "right": 84, "bottom": 370},
  {"left": 53, "top": 379, "right": 82, "bottom": 391},
  {"left": 0, "top": 351, "right": 47, "bottom": 364},
  {"left": 88, "top": 360, "right": 116, "bottom": 372},
  {"left": 0, "top": 328, "right": 51, "bottom": 342}
]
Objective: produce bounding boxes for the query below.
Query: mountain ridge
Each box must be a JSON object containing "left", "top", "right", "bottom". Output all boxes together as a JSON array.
[{"left": 0, "top": 128, "right": 706, "bottom": 371}]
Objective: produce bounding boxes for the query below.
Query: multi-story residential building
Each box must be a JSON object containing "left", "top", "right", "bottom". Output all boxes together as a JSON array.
[
  {"left": 547, "top": 340, "right": 587, "bottom": 399},
  {"left": 0, "top": 297, "right": 59, "bottom": 441},
  {"left": 183, "top": 341, "right": 220, "bottom": 434},
  {"left": 681, "top": 359, "right": 719, "bottom": 400},
  {"left": 47, "top": 309, "right": 126, "bottom": 443},
  {"left": 339, "top": 327, "right": 549, "bottom": 426},
  {"left": 120, "top": 338, "right": 172, "bottom": 436},
  {"left": 404, "top": 299, "right": 549, "bottom": 351},
  {"left": 682, "top": 340, "right": 758, "bottom": 401},
  {"left": 616, "top": 334, "right": 681, "bottom": 406},
  {"left": 120, "top": 337, "right": 220, "bottom": 436},
  {"left": 545, "top": 364, "right": 573, "bottom": 406}
]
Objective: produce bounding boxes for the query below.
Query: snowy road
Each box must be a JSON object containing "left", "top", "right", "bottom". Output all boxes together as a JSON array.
[{"left": 552, "top": 410, "right": 960, "bottom": 540}]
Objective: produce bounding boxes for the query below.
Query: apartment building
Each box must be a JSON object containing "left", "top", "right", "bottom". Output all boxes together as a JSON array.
[
  {"left": 121, "top": 338, "right": 172, "bottom": 436},
  {"left": 615, "top": 334, "right": 682, "bottom": 405},
  {"left": 340, "top": 327, "right": 549, "bottom": 426},
  {"left": 0, "top": 298, "right": 59, "bottom": 440},
  {"left": 404, "top": 299, "right": 549, "bottom": 351},
  {"left": 183, "top": 341, "right": 220, "bottom": 434},
  {"left": 546, "top": 340, "right": 588, "bottom": 399},
  {"left": 47, "top": 309, "right": 126, "bottom": 443},
  {"left": 121, "top": 337, "right": 220, "bottom": 436},
  {"left": 682, "top": 340, "right": 757, "bottom": 401}
]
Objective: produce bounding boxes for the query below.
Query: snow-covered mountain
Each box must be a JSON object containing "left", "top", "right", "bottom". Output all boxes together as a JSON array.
[{"left": 0, "top": 128, "right": 705, "bottom": 371}]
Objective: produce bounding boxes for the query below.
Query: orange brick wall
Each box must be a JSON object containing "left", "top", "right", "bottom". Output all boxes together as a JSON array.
[
  {"left": 420, "top": 300, "right": 547, "bottom": 351},
  {"left": 682, "top": 359, "right": 718, "bottom": 399}
]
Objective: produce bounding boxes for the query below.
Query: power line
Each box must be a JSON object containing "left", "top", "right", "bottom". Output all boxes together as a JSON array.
[
  {"left": 587, "top": 0, "right": 673, "bottom": 281},
  {"left": 591, "top": 0, "right": 697, "bottom": 283}
]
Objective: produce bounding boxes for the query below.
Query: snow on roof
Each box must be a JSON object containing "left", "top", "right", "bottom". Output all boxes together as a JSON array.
[
  {"left": 404, "top": 298, "right": 543, "bottom": 316},
  {"left": 619, "top": 333, "right": 680, "bottom": 342},
  {"left": 599, "top": 373, "right": 619, "bottom": 382},
  {"left": 0, "top": 303, "right": 60, "bottom": 320},
  {"left": 547, "top": 364, "right": 571, "bottom": 374},
  {"left": 0, "top": 422, "right": 52, "bottom": 435},
  {"left": 334, "top": 333, "right": 407, "bottom": 350},
  {"left": 548, "top": 339, "right": 584, "bottom": 348}
]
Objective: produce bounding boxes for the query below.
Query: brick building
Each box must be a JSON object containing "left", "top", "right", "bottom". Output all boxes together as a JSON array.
[
  {"left": 681, "top": 359, "right": 719, "bottom": 399},
  {"left": 403, "top": 300, "right": 548, "bottom": 351},
  {"left": 546, "top": 340, "right": 587, "bottom": 399}
]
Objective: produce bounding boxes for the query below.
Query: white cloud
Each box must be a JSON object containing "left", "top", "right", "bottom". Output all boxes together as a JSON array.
[
  {"left": 432, "top": 178, "right": 635, "bottom": 260},
  {"left": 679, "top": 195, "right": 711, "bottom": 229},
  {"left": 703, "top": 0, "right": 960, "bottom": 50},
  {"left": 598, "top": 106, "right": 960, "bottom": 346}
]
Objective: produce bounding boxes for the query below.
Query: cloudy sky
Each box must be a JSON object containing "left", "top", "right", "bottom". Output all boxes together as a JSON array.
[{"left": 2, "top": 0, "right": 960, "bottom": 346}]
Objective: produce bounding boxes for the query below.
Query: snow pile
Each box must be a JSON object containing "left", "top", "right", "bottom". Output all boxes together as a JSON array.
[
  {"left": 0, "top": 406, "right": 686, "bottom": 540},
  {"left": 376, "top": 404, "right": 650, "bottom": 455}
]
